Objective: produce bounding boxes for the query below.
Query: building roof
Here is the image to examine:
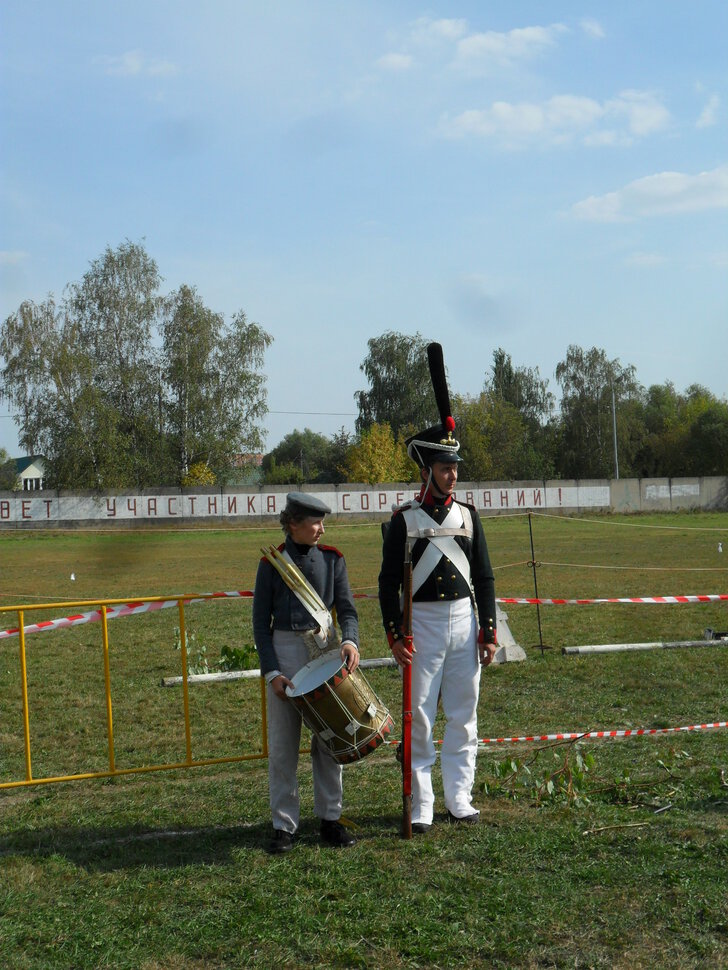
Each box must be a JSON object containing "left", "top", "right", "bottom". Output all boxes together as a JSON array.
[{"left": 14, "top": 455, "right": 45, "bottom": 474}]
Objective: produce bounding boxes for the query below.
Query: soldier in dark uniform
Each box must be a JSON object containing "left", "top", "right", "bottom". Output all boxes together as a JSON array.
[
  {"left": 253, "top": 492, "right": 359, "bottom": 853},
  {"left": 379, "top": 417, "right": 497, "bottom": 833}
]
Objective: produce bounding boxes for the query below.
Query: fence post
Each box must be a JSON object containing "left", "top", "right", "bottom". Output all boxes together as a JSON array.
[{"left": 527, "top": 513, "right": 547, "bottom": 655}]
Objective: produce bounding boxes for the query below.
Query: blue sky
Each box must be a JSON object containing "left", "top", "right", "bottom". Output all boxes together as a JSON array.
[{"left": 1, "top": 1, "right": 726, "bottom": 458}]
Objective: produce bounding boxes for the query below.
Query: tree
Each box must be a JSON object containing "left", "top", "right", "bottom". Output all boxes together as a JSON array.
[
  {"left": 0, "top": 242, "right": 272, "bottom": 488},
  {"left": 161, "top": 285, "right": 272, "bottom": 484},
  {"left": 355, "top": 332, "right": 436, "bottom": 436},
  {"left": 554, "top": 345, "right": 641, "bottom": 479},
  {"left": 343, "top": 423, "right": 415, "bottom": 484},
  {"left": 0, "top": 447, "right": 17, "bottom": 490},
  {"left": 454, "top": 393, "right": 554, "bottom": 481},
  {"left": 262, "top": 429, "right": 334, "bottom": 484},
  {"left": 486, "top": 348, "right": 554, "bottom": 427},
  {"left": 68, "top": 239, "right": 164, "bottom": 485}
]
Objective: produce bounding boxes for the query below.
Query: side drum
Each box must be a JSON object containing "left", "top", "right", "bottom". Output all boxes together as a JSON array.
[{"left": 286, "top": 652, "right": 394, "bottom": 764}]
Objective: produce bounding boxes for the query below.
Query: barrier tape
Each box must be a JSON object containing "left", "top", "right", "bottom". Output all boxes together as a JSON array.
[
  {"left": 1, "top": 589, "right": 727, "bottom": 641},
  {"left": 0, "top": 591, "right": 253, "bottom": 641},
  {"left": 383, "top": 720, "right": 728, "bottom": 746},
  {"left": 498, "top": 594, "right": 728, "bottom": 605}
]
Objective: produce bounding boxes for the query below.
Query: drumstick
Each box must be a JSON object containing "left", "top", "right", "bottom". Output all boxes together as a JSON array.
[{"left": 261, "top": 545, "right": 333, "bottom": 633}]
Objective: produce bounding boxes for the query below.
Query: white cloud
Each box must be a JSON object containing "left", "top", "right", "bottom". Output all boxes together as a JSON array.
[
  {"left": 625, "top": 251, "right": 668, "bottom": 266},
  {"left": 411, "top": 17, "right": 468, "bottom": 43},
  {"left": 606, "top": 89, "right": 670, "bottom": 136},
  {"left": 441, "top": 88, "right": 670, "bottom": 147},
  {"left": 444, "top": 95, "right": 603, "bottom": 140},
  {"left": 572, "top": 165, "right": 728, "bottom": 222},
  {"left": 94, "top": 50, "right": 178, "bottom": 78},
  {"left": 696, "top": 93, "right": 720, "bottom": 129},
  {"left": 377, "top": 52, "right": 413, "bottom": 72},
  {"left": 580, "top": 18, "right": 606, "bottom": 39},
  {"left": 0, "top": 251, "right": 29, "bottom": 266},
  {"left": 455, "top": 23, "right": 568, "bottom": 70}
]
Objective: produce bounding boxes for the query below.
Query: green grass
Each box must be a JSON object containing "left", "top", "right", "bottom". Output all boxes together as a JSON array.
[{"left": 1, "top": 513, "right": 728, "bottom": 968}]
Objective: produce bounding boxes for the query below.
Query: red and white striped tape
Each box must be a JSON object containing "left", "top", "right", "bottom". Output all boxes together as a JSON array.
[
  {"left": 1, "top": 589, "right": 727, "bottom": 642},
  {"left": 0, "top": 590, "right": 253, "bottom": 641},
  {"left": 498, "top": 594, "right": 728, "bottom": 605},
  {"left": 381, "top": 720, "right": 728, "bottom": 746},
  {"left": 473, "top": 720, "right": 728, "bottom": 744}
]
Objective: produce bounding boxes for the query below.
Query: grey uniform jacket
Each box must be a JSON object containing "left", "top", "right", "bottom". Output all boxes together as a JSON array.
[{"left": 252, "top": 535, "right": 359, "bottom": 677}]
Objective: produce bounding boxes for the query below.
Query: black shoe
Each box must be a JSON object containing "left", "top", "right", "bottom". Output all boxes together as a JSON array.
[
  {"left": 447, "top": 810, "right": 479, "bottom": 825},
  {"left": 268, "top": 829, "right": 295, "bottom": 854},
  {"left": 412, "top": 822, "right": 432, "bottom": 834},
  {"left": 320, "top": 818, "right": 357, "bottom": 848}
]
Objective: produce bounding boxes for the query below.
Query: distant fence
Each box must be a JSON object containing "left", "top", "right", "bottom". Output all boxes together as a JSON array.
[{"left": 0, "top": 477, "right": 726, "bottom": 528}]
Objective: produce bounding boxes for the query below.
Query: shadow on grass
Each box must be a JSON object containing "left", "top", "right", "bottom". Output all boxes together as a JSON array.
[{"left": 0, "top": 813, "right": 408, "bottom": 872}]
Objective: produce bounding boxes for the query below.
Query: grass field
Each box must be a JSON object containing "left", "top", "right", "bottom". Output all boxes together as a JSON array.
[{"left": 1, "top": 512, "right": 728, "bottom": 969}]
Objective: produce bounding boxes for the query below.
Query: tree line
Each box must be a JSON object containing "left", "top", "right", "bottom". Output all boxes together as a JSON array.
[{"left": 2, "top": 242, "right": 726, "bottom": 489}]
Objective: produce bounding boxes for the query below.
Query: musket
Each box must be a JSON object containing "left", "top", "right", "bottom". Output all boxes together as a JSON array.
[{"left": 401, "top": 539, "right": 413, "bottom": 839}]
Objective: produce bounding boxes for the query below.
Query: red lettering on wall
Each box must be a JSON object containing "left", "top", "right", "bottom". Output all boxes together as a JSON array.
[
  {"left": 168, "top": 498, "right": 177, "bottom": 515},
  {"left": 208, "top": 497, "right": 218, "bottom": 514},
  {"left": 267, "top": 495, "right": 277, "bottom": 513},
  {"left": 378, "top": 492, "right": 388, "bottom": 509},
  {"left": 188, "top": 497, "right": 196, "bottom": 514},
  {"left": 517, "top": 490, "right": 525, "bottom": 507},
  {"left": 0, "top": 501, "right": 8, "bottom": 520},
  {"left": 360, "top": 493, "right": 370, "bottom": 510},
  {"left": 106, "top": 499, "right": 117, "bottom": 517},
  {"left": 482, "top": 491, "right": 492, "bottom": 508},
  {"left": 342, "top": 493, "right": 350, "bottom": 511},
  {"left": 22, "top": 500, "right": 31, "bottom": 519},
  {"left": 533, "top": 489, "right": 542, "bottom": 507},
  {"left": 44, "top": 500, "right": 52, "bottom": 518},
  {"left": 396, "top": 492, "right": 403, "bottom": 506},
  {"left": 227, "top": 496, "right": 237, "bottom": 514},
  {"left": 500, "top": 491, "right": 509, "bottom": 507},
  {"left": 148, "top": 498, "right": 157, "bottom": 516},
  {"left": 465, "top": 491, "right": 474, "bottom": 504},
  {"left": 247, "top": 496, "right": 256, "bottom": 513},
  {"left": 127, "top": 499, "right": 137, "bottom": 516}
]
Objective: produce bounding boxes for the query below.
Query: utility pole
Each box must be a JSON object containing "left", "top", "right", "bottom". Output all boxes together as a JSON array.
[{"left": 611, "top": 383, "right": 619, "bottom": 479}]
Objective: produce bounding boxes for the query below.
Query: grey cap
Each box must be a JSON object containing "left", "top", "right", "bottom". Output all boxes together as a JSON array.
[{"left": 285, "top": 492, "right": 332, "bottom": 516}]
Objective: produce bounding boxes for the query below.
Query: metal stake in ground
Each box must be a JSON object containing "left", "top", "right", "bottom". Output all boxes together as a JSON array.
[{"left": 527, "top": 512, "right": 549, "bottom": 654}]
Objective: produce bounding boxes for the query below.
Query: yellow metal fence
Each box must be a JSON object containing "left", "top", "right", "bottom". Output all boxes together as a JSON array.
[{"left": 0, "top": 595, "right": 269, "bottom": 790}]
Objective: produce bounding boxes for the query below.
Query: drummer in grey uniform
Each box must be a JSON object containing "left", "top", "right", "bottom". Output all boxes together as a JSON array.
[{"left": 253, "top": 492, "right": 360, "bottom": 854}]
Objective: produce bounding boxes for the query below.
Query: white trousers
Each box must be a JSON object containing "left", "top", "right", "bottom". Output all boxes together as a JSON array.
[
  {"left": 410, "top": 599, "right": 481, "bottom": 825},
  {"left": 266, "top": 630, "right": 343, "bottom": 834}
]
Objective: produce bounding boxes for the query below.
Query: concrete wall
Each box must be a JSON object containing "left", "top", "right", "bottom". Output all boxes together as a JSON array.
[{"left": 0, "top": 477, "right": 726, "bottom": 529}]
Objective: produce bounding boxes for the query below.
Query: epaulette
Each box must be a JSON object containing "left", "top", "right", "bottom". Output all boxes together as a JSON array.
[{"left": 318, "top": 543, "right": 344, "bottom": 558}]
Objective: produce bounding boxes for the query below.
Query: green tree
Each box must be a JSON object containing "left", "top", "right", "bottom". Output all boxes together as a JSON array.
[
  {"left": 161, "top": 285, "right": 272, "bottom": 484},
  {"left": 355, "top": 332, "right": 436, "bottom": 436},
  {"left": 554, "top": 345, "right": 641, "bottom": 479},
  {"left": 343, "top": 423, "right": 415, "bottom": 484},
  {"left": 486, "top": 348, "right": 554, "bottom": 427},
  {"left": 454, "top": 393, "right": 553, "bottom": 481},
  {"left": 0, "top": 295, "right": 130, "bottom": 487},
  {"left": 68, "top": 239, "right": 164, "bottom": 486},
  {"left": 262, "top": 429, "right": 333, "bottom": 484},
  {"left": 0, "top": 447, "right": 17, "bottom": 490},
  {"left": 0, "top": 242, "right": 272, "bottom": 488}
]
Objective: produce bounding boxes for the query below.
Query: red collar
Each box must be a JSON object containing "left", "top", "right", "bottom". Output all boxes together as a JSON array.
[{"left": 417, "top": 484, "right": 454, "bottom": 508}]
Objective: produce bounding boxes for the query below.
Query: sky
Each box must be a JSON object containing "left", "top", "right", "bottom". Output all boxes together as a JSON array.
[{"left": 1, "top": 1, "right": 727, "bottom": 459}]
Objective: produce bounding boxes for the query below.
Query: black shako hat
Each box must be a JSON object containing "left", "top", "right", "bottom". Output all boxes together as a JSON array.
[
  {"left": 285, "top": 492, "right": 332, "bottom": 517},
  {"left": 405, "top": 342, "right": 462, "bottom": 467}
]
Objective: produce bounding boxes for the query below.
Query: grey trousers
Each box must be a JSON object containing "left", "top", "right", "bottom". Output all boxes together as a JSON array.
[{"left": 267, "top": 630, "right": 343, "bottom": 833}]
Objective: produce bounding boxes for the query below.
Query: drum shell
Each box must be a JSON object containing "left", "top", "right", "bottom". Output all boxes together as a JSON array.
[{"left": 286, "top": 652, "right": 394, "bottom": 764}]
